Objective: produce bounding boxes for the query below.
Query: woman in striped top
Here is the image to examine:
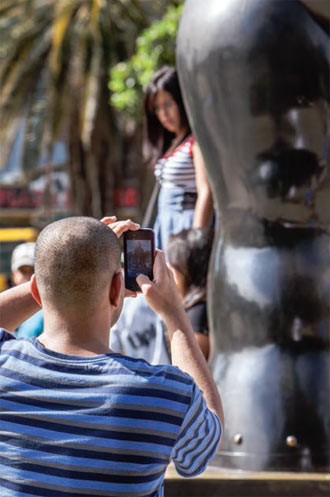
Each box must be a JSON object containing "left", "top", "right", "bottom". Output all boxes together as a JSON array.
[{"left": 143, "top": 66, "right": 213, "bottom": 252}]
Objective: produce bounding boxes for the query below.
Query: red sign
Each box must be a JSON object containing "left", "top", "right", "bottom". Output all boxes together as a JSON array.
[{"left": 114, "top": 187, "right": 139, "bottom": 208}]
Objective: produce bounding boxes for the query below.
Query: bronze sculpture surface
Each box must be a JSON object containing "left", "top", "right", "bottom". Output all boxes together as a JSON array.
[{"left": 177, "top": 0, "right": 329, "bottom": 472}]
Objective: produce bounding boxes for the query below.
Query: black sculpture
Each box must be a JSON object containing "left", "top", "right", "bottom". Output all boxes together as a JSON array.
[{"left": 177, "top": 0, "right": 329, "bottom": 472}]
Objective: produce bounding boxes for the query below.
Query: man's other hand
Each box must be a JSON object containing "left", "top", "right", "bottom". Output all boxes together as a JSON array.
[
  {"left": 101, "top": 216, "right": 140, "bottom": 238},
  {"left": 101, "top": 216, "right": 139, "bottom": 299}
]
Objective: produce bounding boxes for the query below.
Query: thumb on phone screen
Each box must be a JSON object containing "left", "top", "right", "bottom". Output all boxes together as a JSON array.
[
  {"left": 136, "top": 273, "right": 152, "bottom": 292},
  {"left": 136, "top": 251, "right": 183, "bottom": 318}
]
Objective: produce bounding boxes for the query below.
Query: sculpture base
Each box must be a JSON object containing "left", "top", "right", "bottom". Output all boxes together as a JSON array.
[
  {"left": 165, "top": 466, "right": 330, "bottom": 497},
  {"left": 210, "top": 450, "right": 330, "bottom": 473}
]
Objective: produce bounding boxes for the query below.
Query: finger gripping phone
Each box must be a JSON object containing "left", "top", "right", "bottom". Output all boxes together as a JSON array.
[{"left": 123, "top": 229, "right": 155, "bottom": 292}]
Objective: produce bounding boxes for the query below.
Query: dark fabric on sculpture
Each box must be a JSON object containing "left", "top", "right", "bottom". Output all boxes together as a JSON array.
[{"left": 186, "top": 301, "right": 208, "bottom": 336}]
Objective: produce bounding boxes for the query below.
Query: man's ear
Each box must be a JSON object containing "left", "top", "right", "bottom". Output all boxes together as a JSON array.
[
  {"left": 110, "top": 271, "right": 123, "bottom": 308},
  {"left": 30, "top": 274, "right": 42, "bottom": 307}
]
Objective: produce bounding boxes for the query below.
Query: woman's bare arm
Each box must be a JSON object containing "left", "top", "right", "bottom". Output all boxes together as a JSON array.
[{"left": 192, "top": 141, "right": 213, "bottom": 228}]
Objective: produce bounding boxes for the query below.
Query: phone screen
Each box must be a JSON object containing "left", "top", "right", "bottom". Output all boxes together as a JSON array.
[
  {"left": 124, "top": 229, "right": 155, "bottom": 291},
  {"left": 126, "top": 239, "right": 153, "bottom": 278}
]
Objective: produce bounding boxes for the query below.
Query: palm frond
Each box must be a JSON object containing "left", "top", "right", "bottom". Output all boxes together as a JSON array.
[
  {"left": 0, "top": 0, "right": 27, "bottom": 17},
  {"left": 0, "top": 28, "right": 51, "bottom": 103},
  {"left": 49, "top": 0, "right": 76, "bottom": 74},
  {"left": 0, "top": 0, "right": 164, "bottom": 215}
]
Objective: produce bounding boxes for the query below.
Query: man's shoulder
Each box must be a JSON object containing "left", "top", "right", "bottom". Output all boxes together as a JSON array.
[
  {"left": 0, "top": 328, "right": 25, "bottom": 355},
  {"left": 115, "top": 354, "right": 194, "bottom": 389},
  {"left": 0, "top": 329, "right": 36, "bottom": 354},
  {"left": 116, "top": 353, "right": 188, "bottom": 376},
  {"left": 0, "top": 328, "right": 17, "bottom": 344}
]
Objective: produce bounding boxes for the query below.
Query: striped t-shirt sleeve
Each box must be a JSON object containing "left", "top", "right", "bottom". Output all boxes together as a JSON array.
[{"left": 170, "top": 381, "right": 222, "bottom": 477}]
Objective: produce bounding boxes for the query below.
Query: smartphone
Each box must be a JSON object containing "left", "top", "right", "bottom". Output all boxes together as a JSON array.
[{"left": 123, "top": 229, "right": 155, "bottom": 292}]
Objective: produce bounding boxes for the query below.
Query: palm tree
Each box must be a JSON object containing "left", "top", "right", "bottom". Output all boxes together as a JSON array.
[{"left": 0, "top": 0, "right": 166, "bottom": 217}]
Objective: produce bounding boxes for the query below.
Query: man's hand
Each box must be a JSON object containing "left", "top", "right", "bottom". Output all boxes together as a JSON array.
[
  {"left": 101, "top": 216, "right": 140, "bottom": 238},
  {"left": 136, "top": 250, "right": 185, "bottom": 319},
  {"left": 101, "top": 216, "right": 140, "bottom": 298}
]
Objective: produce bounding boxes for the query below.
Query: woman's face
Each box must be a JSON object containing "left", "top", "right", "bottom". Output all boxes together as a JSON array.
[{"left": 153, "top": 90, "right": 184, "bottom": 135}]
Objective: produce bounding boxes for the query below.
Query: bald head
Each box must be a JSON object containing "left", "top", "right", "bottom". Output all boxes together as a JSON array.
[{"left": 35, "top": 217, "right": 121, "bottom": 308}]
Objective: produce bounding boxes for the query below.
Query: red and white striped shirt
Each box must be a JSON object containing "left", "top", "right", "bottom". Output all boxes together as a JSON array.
[{"left": 154, "top": 136, "right": 196, "bottom": 192}]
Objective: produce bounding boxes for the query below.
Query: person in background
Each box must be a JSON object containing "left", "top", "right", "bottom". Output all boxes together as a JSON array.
[
  {"left": 143, "top": 66, "right": 213, "bottom": 252},
  {"left": 116, "top": 66, "right": 213, "bottom": 365},
  {"left": 167, "top": 228, "right": 214, "bottom": 360},
  {"left": 11, "top": 242, "right": 35, "bottom": 286},
  {"left": 110, "top": 293, "right": 171, "bottom": 365},
  {"left": 10, "top": 242, "right": 43, "bottom": 338}
]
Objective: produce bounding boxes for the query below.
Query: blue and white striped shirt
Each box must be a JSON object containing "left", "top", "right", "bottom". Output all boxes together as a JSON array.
[{"left": 0, "top": 330, "right": 221, "bottom": 497}]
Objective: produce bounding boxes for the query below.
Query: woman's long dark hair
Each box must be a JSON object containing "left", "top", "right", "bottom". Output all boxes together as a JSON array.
[
  {"left": 167, "top": 228, "right": 214, "bottom": 309},
  {"left": 143, "top": 66, "right": 191, "bottom": 164}
]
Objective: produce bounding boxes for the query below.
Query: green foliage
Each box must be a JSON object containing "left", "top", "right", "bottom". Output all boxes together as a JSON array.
[{"left": 109, "top": 2, "right": 183, "bottom": 119}]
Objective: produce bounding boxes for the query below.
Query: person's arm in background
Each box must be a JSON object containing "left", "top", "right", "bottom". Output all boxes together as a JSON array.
[
  {"left": 137, "top": 251, "right": 224, "bottom": 432},
  {"left": 192, "top": 141, "right": 213, "bottom": 228},
  {"left": 0, "top": 281, "right": 40, "bottom": 331},
  {"left": 194, "top": 333, "right": 209, "bottom": 360}
]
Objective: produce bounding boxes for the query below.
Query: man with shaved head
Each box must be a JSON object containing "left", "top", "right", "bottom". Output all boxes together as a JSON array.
[
  {"left": 0, "top": 216, "right": 223, "bottom": 497},
  {"left": 35, "top": 217, "right": 121, "bottom": 308}
]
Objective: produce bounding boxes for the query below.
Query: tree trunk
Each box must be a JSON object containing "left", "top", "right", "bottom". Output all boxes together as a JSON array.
[{"left": 68, "top": 79, "right": 120, "bottom": 217}]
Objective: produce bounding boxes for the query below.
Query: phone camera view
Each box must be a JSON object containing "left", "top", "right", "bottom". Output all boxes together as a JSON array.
[{"left": 126, "top": 239, "right": 153, "bottom": 278}]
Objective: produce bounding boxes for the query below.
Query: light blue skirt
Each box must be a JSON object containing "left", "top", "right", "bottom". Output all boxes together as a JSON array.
[{"left": 153, "top": 187, "right": 196, "bottom": 252}]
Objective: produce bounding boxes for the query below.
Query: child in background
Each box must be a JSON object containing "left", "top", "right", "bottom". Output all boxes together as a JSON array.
[{"left": 167, "top": 228, "right": 214, "bottom": 360}]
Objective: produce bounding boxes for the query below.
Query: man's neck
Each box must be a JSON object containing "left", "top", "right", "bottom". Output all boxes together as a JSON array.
[
  {"left": 38, "top": 307, "right": 113, "bottom": 357},
  {"left": 38, "top": 334, "right": 113, "bottom": 357}
]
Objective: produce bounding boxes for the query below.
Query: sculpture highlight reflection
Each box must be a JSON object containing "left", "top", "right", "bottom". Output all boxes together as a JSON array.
[{"left": 177, "top": 0, "right": 329, "bottom": 471}]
